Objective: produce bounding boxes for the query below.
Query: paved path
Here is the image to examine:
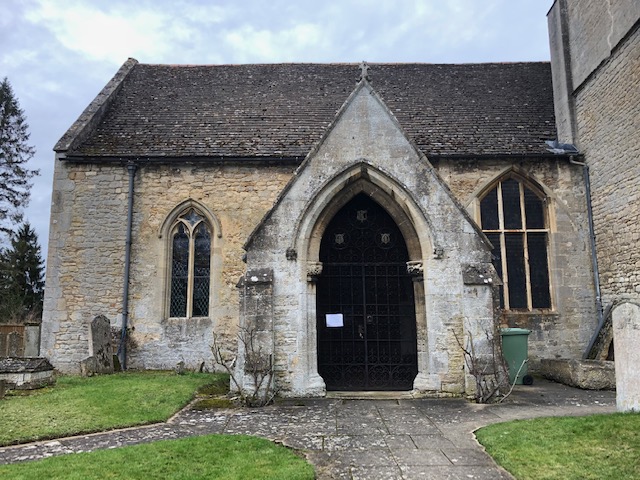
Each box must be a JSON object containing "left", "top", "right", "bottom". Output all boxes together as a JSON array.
[{"left": 0, "top": 379, "right": 616, "bottom": 479}]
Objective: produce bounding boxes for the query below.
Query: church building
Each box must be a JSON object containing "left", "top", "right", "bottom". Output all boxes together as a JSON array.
[{"left": 40, "top": 0, "right": 639, "bottom": 398}]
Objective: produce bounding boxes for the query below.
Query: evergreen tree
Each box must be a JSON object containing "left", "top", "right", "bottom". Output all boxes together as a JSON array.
[
  {"left": 0, "top": 222, "right": 44, "bottom": 322},
  {"left": 0, "top": 77, "right": 39, "bottom": 239}
]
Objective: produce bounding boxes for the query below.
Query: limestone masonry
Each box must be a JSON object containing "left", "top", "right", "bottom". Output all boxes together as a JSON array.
[{"left": 41, "top": 1, "right": 638, "bottom": 398}]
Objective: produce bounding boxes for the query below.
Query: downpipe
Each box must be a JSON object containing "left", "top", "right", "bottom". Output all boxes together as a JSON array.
[
  {"left": 569, "top": 157, "right": 604, "bottom": 358},
  {"left": 118, "top": 161, "right": 137, "bottom": 370}
]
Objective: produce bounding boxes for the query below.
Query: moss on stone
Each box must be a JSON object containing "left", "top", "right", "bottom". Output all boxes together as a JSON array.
[{"left": 191, "top": 397, "right": 235, "bottom": 410}]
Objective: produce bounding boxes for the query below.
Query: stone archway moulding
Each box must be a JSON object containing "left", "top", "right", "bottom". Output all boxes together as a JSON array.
[
  {"left": 288, "top": 161, "right": 434, "bottom": 395},
  {"left": 290, "top": 161, "right": 434, "bottom": 266},
  {"left": 156, "top": 198, "right": 223, "bottom": 321},
  {"left": 158, "top": 198, "right": 223, "bottom": 240}
]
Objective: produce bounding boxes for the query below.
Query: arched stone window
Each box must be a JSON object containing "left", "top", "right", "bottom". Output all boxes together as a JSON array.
[
  {"left": 479, "top": 176, "right": 551, "bottom": 311},
  {"left": 169, "top": 208, "right": 212, "bottom": 317}
]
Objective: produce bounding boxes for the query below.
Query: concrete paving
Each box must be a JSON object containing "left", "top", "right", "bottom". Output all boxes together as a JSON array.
[{"left": 0, "top": 378, "right": 616, "bottom": 479}]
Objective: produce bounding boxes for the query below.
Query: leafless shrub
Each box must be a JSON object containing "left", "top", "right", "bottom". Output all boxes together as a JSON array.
[
  {"left": 211, "top": 327, "right": 276, "bottom": 407},
  {"left": 453, "top": 325, "right": 510, "bottom": 403}
]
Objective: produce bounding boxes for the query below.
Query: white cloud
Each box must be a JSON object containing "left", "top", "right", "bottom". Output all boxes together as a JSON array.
[
  {"left": 223, "top": 23, "right": 327, "bottom": 62},
  {"left": 2, "top": 0, "right": 553, "bottom": 258},
  {"left": 1, "top": 49, "right": 39, "bottom": 69},
  {"left": 25, "top": 0, "right": 190, "bottom": 64},
  {"left": 178, "top": 3, "right": 234, "bottom": 25}
]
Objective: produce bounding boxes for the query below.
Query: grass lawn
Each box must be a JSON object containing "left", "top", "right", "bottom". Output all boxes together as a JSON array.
[
  {"left": 0, "top": 371, "right": 217, "bottom": 446},
  {"left": 476, "top": 413, "right": 640, "bottom": 480},
  {"left": 0, "top": 434, "right": 315, "bottom": 480}
]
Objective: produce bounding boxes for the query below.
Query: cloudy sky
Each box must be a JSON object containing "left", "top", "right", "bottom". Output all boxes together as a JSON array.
[{"left": 1, "top": 0, "right": 554, "bottom": 263}]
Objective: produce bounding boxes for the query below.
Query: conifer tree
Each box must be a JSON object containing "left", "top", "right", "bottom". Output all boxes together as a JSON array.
[
  {"left": 0, "top": 77, "right": 39, "bottom": 239},
  {"left": 0, "top": 222, "right": 44, "bottom": 322}
]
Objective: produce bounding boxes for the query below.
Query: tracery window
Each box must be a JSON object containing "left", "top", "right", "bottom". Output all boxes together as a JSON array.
[
  {"left": 480, "top": 177, "right": 551, "bottom": 311},
  {"left": 169, "top": 209, "right": 211, "bottom": 317}
]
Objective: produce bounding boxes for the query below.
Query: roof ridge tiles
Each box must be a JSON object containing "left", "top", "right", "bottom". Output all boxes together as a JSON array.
[{"left": 137, "top": 60, "right": 550, "bottom": 68}]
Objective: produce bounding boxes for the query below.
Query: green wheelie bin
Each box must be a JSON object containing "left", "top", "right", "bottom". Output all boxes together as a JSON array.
[{"left": 500, "top": 328, "right": 533, "bottom": 385}]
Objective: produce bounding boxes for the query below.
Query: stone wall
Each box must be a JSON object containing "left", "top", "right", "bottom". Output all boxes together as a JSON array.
[
  {"left": 127, "top": 162, "right": 293, "bottom": 370},
  {"left": 574, "top": 27, "right": 640, "bottom": 307},
  {"left": 42, "top": 154, "right": 599, "bottom": 376},
  {"left": 548, "top": 1, "right": 575, "bottom": 143},
  {"left": 42, "top": 156, "right": 598, "bottom": 375},
  {"left": 241, "top": 83, "right": 504, "bottom": 397},
  {"left": 563, "top": 0, "right": 639, "bottom": 89},
  {"left": 433, "top": 157, "right": 598, "bottom": 365},
  {"left": 548, "top": 0, "right": 640, "bottom": 142},
  {"left": 42, "top": 161, "right": 129, "bottom": 371},
  {"left": 41, "top": 158, "right": 294, "bottom": 373}
]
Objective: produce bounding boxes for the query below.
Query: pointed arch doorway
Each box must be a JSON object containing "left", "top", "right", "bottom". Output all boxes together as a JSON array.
[{"left": 316, "top": 193, "right": 418, "bottom": 390}]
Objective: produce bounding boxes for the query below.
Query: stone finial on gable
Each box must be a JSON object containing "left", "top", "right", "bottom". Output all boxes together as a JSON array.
[{"left": 359, "top": 61, "right": 370, "bottom": 82}]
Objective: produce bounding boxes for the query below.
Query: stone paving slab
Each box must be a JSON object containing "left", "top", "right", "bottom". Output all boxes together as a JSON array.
[
  {"left": 351, "top": 464, "right": 404, "bottom": 479},
  {"left": 399, "top": 464, "right": 513, "bottom": 479},
  {"left": 323, "top": 434, "right": 388, "bottom": 451},
  {"left": 409, "top": 434, "right": 457, "bottom": 450},
  {"left": 384, "top": 434, "right": 420, "bottom": 450},
  {"left": 326, "top": 448, "right": 399, "bottom": 467},
  {"left": 278, "top": 434, "right": 325, "bottom": 451},
  {"left": 0, "top": 378, "right": 617, "bottom": 479},
  {"left": 0, "top": 424, "right": 213, "bottom": 465},
  {"left": 441, "top": 447, "right": 495, "bottom": 466},
  {"left": 391, "top": 448, "right": 452, "bottom": 466}
]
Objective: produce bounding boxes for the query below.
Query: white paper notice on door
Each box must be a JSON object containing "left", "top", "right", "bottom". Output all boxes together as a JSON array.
[{"left": 325, "top": 313, "right": 344, "bottom": 328}]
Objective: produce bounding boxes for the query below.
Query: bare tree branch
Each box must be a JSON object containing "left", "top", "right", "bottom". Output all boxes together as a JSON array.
[
  {"left": 211, "top": 327, "right": 277, "bottom": 407},
  {"left": 453, "top": 324, "right": 509, "bottom": 403}
]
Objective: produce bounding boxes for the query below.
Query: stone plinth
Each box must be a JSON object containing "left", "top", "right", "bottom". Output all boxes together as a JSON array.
[
  {"left": 0, "top": 357, "right": 55, "bottom": 390},
  {"left": 539, "top": 358, "right": 615, "bottom": 390}
]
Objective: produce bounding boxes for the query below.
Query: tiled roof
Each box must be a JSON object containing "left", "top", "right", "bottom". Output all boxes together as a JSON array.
[{"left": 63, "top": 62, "right": 557, "bottom": 159}]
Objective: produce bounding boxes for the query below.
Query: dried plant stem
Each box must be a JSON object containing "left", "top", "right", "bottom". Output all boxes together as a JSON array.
[{"left": 211, "top": 327, "right": 276, "bottom": 407}]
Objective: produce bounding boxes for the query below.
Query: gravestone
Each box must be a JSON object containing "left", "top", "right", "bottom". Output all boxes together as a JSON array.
[
  {"left": 7, "top": 331, "right": 24, "bottom": 357},
  {"left": 612, "top": 302, "right": 640, "bottom": 412},
  {"left": 24, "top": 323, "right": 41, "bottom": 357},
  {"left": 81, "top": 315, "right": 114, "bottom": 375}
]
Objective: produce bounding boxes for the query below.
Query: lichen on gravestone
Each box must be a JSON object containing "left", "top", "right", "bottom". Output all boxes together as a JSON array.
[
  {"left": 83, "top": 315, "right": 114, "bottom": 375},
  {"left": 7, "top": 331, "right": 24, "bottom": 357}
]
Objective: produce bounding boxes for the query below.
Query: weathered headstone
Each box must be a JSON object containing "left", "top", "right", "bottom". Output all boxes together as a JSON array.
[
  {"left": 24, "top": 323, "right": 41, "bottom": 357},
  {"left": 82, "top": 315, "right": 114, "bottom": 375},
  {"left": 7, "top": 332, "right": 24, "bottom": 357},
  {"left": 612, "top": 302, "right": 640, "bottom": 412}
]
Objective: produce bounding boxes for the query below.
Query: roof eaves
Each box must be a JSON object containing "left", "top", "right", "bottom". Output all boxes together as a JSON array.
[
  {"left": 60, "top": 154, "right": 304, "bottom": 165},
  {"left": 427, "top": 152, "right": 581, "bottom": 160}
]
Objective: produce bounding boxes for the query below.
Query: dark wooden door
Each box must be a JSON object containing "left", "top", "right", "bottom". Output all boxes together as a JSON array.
[{"left": 317, "top": 194, "right": 418, "bottom": 390}]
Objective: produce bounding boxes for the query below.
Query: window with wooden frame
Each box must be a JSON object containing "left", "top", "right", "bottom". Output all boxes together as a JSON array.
[
  {"left": 169, "top": 208, "right": 212, "bottom": 318},
  {"left": 479, "top": 176, "right": 551, "bottom": 311}
]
